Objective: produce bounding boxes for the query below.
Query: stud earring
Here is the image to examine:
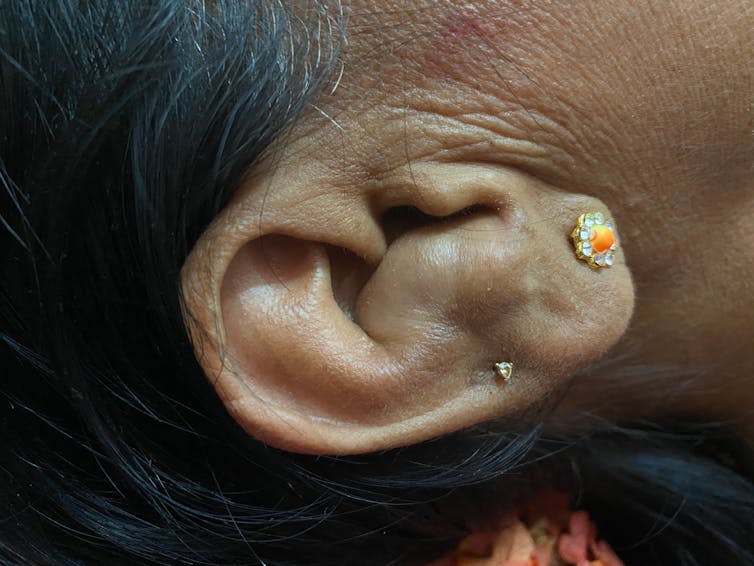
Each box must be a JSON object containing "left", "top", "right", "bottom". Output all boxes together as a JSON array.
[
  {"left": 494, "top": 362, "right": 513, "bottom": 382},
  {"left": 571, "top": 212, "right": 618, "bottom": 269}
]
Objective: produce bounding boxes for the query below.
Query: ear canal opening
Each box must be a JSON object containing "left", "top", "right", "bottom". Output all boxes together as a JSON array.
[
  {"left": 325, "top": 244, "right": 375, "bottom": 322},
  {"left": 381, "top": 204, "right": 485, "bottom": 245},
  {"left": 381, "top": 205, "right": 438, "bottom": 245}
]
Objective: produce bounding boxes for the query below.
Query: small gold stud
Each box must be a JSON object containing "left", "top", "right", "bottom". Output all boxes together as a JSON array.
[{"left": 494, "top": 362, "right": 513, "bottom": 382}]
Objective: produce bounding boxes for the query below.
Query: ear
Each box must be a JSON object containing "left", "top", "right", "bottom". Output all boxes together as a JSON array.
[{"left": 181, "top": 159, "right": 635, "bottom": 455}]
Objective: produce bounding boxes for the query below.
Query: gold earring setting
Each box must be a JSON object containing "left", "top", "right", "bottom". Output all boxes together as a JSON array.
[
  {"left": 494, "top": 362, "right": 513, "bottom": 382},
  {"left": 571, "top": 212, "right": 618, "bottom": 269}
]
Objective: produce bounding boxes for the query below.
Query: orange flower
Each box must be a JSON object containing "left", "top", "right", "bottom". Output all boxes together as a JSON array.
[
  {"left": 425, "top": 493, "right": 624, "bottom": 566},
  {"left": 452, "top": 518, "right": 537, "bottom": 566},
  {"left": 558, "top": 511, "right": 624, "bottom": 566}
]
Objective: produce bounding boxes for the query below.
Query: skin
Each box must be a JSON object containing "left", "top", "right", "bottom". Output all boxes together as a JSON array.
[
  {"left": 328, "top": 0, "right": 754, "bottom": 432},
  {"left": 183, "top": 0, "right": 754, "bottom": 454}
]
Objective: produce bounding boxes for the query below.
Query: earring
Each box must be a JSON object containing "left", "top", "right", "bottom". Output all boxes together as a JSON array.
[
  {"left": 494, "top": 362, "right": 513, "bottom": 382},
  {"left": 571, "top": 212, "right": 618, "bottom": 269}
]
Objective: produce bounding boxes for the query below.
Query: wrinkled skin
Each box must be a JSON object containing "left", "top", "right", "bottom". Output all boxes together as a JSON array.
[{"left": 184, "top": 0, "right": 754, "bottom": 455}]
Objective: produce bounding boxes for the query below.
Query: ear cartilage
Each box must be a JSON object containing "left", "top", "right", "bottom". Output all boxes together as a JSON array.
[
  {"left": 571, "top": 212, "right": 617, "bottom": 269},
  {"left": 494, "top": 362, "right": 513, "bottom": 382}
]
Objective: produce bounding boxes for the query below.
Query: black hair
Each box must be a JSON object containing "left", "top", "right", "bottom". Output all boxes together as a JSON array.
[{"left": 1, "top": 1, "right": 753, "bottom": 565}]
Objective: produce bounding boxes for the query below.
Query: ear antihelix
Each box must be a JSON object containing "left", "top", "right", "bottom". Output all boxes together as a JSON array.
[
  {"left": 244, "top": 234, "right": 320, "bottom": 288},
  {"left": 219, "top": 233, "right": 400, "bottom": 418},
  {"left": 325, "top": 244, "right": 375, "bottom": 321}
]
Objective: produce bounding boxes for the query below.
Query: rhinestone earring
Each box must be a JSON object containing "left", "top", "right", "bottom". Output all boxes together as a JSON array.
[
  {"left": 571, "top": 212, "right": 618, "bottom": 269},
  {"left": 494, "top": 362, "right": 513, "bottom": 382}
]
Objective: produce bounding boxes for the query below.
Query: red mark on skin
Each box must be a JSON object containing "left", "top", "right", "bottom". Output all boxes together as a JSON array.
[
  {"left": 422, "top": 13, "right": 497, "bottom": 81},
  {"left": 420, "top": 5, "right": 538, "bottom": 84},
  {"left": 444, "top": 15, "right": 491, "bottom": 41}
]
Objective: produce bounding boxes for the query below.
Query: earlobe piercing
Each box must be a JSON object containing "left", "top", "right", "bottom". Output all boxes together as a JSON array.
[
  {"left": 571, "top": 212, "right": 618, "bottom": 269},
  {"left": 494, "top": 362, "right": 513, "bottom": 382}
]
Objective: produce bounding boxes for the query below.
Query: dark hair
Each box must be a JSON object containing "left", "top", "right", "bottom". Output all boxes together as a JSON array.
[{"left": 2, "top": 1, "right": 753, "bottom": 564}]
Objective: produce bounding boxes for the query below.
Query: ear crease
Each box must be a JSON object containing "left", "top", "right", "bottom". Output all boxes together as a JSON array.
[{"left": 325, "top": 244, "right": 375, "bottom": 322}]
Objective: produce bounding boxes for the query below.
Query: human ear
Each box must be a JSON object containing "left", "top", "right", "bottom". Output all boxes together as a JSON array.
[{"left": 181, "top": 157, "right": 635, "bottom": 455}]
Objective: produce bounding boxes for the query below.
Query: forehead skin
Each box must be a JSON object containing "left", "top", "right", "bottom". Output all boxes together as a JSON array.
[{"left": 310, "top": 0, "right": 752, "bottom": 191}]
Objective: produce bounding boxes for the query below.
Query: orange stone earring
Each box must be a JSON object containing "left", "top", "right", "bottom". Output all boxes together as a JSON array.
[{"left": 571, "top": 212, "right": 618, "bottom": 269}]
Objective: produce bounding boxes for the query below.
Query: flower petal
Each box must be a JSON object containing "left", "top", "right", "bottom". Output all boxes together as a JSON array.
[{"left": 591, "top": 540, "right": 626, "bottom": 566}]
